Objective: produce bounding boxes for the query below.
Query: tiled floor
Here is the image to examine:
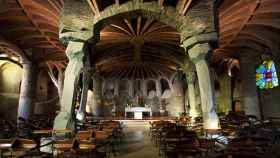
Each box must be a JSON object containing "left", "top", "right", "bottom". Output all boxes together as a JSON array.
[{"left": 113, "top": 121, "right": 161, "bottom": 158}]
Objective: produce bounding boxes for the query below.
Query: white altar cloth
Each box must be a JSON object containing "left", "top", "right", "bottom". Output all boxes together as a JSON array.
[{"left": 125, "top": 107, "right": 152, "bottom": 119}]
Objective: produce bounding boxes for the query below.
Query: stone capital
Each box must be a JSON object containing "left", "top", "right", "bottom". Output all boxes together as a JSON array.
[
  {"left": 59, "top": 30, "right": 94, "bottom": 46},
  {"left": 188, "top": 43, "right": 211, "bottom": 64},
  {"left": 181, "top": 32, "right": 217, "bottom": 49},
  {"left": 239, "top": 52, "right": 261, "bottom": 65},
  {"left": 65, "top": 41, "right": 85, "bottom": 61}
]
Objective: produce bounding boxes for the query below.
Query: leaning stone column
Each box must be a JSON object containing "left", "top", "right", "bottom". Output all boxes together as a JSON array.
[
  {"left": 188, "top": 43, "right": 219, "bottom": 129},
  {"left": 17, "top": 61, "right": 38, "bottom": 124},
  {"left": 76, "top": 67, "right": 91, "bottom": 121},
  {"left": 53, "top": 41, "right": 85, "bottom": 130},
  {"left": 239, "top": 53, "right": 260, "bottom": 118},
  {"left": 186, "top": 71, "right": 199, "bottom": 120},
  {"left": 91, "top": 74, "right": 103, "bottom": 117}
]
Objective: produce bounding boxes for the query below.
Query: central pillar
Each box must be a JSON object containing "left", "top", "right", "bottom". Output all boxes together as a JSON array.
[
  {"left": 170, "top": 72, "right": 185, "bottom": 117},
  {"left": 53, "top": 41, "right": 85, "bottom": 130},
  {"left": 17, "top": 61, "right": 38, "bottom": 124},
  {"left": 239, "top": 53, "right": 261, "bottom": 118},
  {"left": 91, "top": 74, "right": 103, "bottom": 117},
  {"left": 76, "top": 67, "right": 91, "bottom": 121},
  {"left": 188, "top": 43, "right": 219, "bottom": 129}
]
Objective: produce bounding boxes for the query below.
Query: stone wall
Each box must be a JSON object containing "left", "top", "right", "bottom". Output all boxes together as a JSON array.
[
  {"left": 0, "top": 61, "right": 22, "bottom": 122},
  {"left": 98, "top": 76, "right": 186, "bottom": 117},
  {"left": 261, "top": 87, "right": 280, "bottom": 118},
  {"left": 0, "top": 61, "right": 59, "bottom": 122},
  {"left": 216, "top": 73, "right": 231, "bottom": 114}
]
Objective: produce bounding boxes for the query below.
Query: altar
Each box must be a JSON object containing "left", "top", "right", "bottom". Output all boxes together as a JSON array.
[{"left": 125, "top": 107, "right": 152, "bottom": 119}]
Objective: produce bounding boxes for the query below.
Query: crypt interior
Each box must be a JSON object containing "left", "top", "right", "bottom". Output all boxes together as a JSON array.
[{"left": 0, "top": 0, "right": 280, "bottom": 158}]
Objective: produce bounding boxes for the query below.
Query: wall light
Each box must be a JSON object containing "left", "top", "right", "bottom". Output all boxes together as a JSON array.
[
  {"left": 11, "top": 56, "right": 19, "bottom": 62},
  {"left": 0, "top": 54, "right": 8, "bottom": 58}
]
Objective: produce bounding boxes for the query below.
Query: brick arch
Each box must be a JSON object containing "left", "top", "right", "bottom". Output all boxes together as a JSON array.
[{"left": 91, "top": 1, "right": 208, "bottom": 42}]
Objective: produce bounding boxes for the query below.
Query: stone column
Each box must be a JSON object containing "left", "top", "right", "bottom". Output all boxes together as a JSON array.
[
  {"left": 91, "top": 75, "right": 103, "bottom": 117},
  {"left": 156, "top": 79, "right": 162, "bottom": 97},
  {"left": 186, "top": 71, "right": 199, "bottom": 120},
  {"left": 114, "top": 79, "right": 119, "bottom": 96},
  {"left": 141, "top": 80, "right": 147, "bottom": 97},
  {"left": 239, "top": 53, "right": 260, "bottom": 118},
  {"left": 169, "top": 74, "right": 185, "bottom": 117},
  {"left": 53, "top": 41, "right": 85, "bottom": 130},
  {"left": 76, "top": 68, "right": 91, "bottom": 121},
  {"left": 188, "top": 43, "right": 219, "bottom": 129},
  {"left": 17, "top": 61, "right": 38, "bottom": 124},
  {"left": 128, "top": 80, "right": 134, "bottom": 97}
]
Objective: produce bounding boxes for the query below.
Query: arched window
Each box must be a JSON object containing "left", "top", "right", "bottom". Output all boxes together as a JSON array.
[
  {"left": 160, "top": 78, "right": 170, "bottom": 94},
  {"left": 147, "top": 80, "right": 156, "bottom": 98},
  {"left": 256, "top": 60, "right": 279, "bottom": 89}
]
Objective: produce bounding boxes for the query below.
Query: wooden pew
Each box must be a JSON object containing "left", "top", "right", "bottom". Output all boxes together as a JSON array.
[
  {"left": 0, "top": 138, "right": 37, "bottom": 157},
  {"left": 0, "top": 139, "right": 15, "bottom": 157}
]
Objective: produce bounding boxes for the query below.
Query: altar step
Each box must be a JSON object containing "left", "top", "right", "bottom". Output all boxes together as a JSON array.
[{"left": 118, "top": 120, "right": 151, "bottom": 126}]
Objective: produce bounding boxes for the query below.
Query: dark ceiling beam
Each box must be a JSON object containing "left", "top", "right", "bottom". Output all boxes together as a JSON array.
[
  {"left": 181, "top": 0, "right": 193, "bottom": 15},
  {"left": 109, "top": 24, "right": 134, "bottom": 36},
  {"left": 87, "top": 0, "right": 98, "bottom": 15},
  {"left": 124, "top": 19, "right": 136, "bottom": 36},
  {"left": 159, "top": 0, "right": 165, "bottom": 6},
  {"left": 225, "top": 1, "right": 260, "bottom": 46}
]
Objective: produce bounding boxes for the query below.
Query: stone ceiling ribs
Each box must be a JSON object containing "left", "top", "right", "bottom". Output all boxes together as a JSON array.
[
  {"left": 215, "top": 0, "right": 280, "bottom": 63},
  {"left": 94, "top": 16, "right": 183, "bottom": 79},
  {"left": 0, "top": 0, "right": 280, "bottom": 77}
]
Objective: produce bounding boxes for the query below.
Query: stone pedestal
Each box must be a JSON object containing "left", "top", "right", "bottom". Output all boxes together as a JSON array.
[
  {"left": 188, "top": 43, "right": 219, "bottom": 129},
  {"left": 17, "top": 62, "right": 38, "bottom": 123},
  {"left": 240, "top": 53, "right": 260, "bottom": 118},
  {"left": 53, "top": 41, "right": 85, "bottom": 130}
]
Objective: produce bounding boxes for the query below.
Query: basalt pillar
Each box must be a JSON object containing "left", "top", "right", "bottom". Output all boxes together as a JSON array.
[
  {"left": 53, "top": 41, "right": 85, "bottom": 130},
  {"left": 239, "top": 53, "right": 261, "bottom": 118},
  {"left": 170, "top": 73, "right": 185, "bottom": 117},
  {"left": 188, "top": 43, "right": 219, "bottom": 129},
  {"left": 76, "top": 68, "right": 91, "bottom": 121},
  {"left": 91, "top": 75, "right": 103, "bottom": 117},
  {"left": 186, "top": 71, "right": 199, "bottom": 121},
  {"left": 17, "top": 61, "right": 38, "bottom": 124}
]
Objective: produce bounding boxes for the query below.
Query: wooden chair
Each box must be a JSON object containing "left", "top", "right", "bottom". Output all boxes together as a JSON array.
[
  {"left": 76, "top": 130, "right": 95, "bottom": 141},
  {"left": 0, "top": 139, "right": 16, "bottom": 157},
  {"left": 73, "top": 140, "right": 97, "bottom": 157},
  {"left": 53, "top": 139, "right": 77, "bottom": 157},
  {"left": 11, "top": 138, "right": 37, "bottom": 157}
]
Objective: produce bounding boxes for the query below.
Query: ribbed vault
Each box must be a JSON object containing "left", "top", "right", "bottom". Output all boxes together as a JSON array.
[
  {"left": 0, "top": 0, "right": 280, "bottom": 77},
  {"left": 214, "top": 0, "right": 280, "bottom": 63},
  {"left": 93, "top": 16, "right": 184, "bottom": 79},
  {"left": 0, "top": 0, "right": 65, "bottom": 62}
]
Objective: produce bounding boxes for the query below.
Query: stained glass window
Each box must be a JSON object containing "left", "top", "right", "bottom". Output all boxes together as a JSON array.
[{"left": 256, "top": 60, "right": 279, "bottom": 89}]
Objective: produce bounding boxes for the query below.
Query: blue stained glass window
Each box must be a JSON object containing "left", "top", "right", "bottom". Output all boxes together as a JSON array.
[{"left": 256, "top": 60, "right": 279, "bottom": 89}]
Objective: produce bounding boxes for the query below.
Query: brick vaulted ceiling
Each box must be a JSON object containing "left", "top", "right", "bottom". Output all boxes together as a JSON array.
[
  {"left": 0, "top": 0, "right": 65, "bottom": 62},
  {"left": 0, "top": 0, "right": 280, "bottom": 78}
]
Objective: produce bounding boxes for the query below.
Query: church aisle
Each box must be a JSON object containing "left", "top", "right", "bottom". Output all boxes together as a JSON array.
[{"left": 113, "top": 121, "right": 160, "bottom": 158}]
